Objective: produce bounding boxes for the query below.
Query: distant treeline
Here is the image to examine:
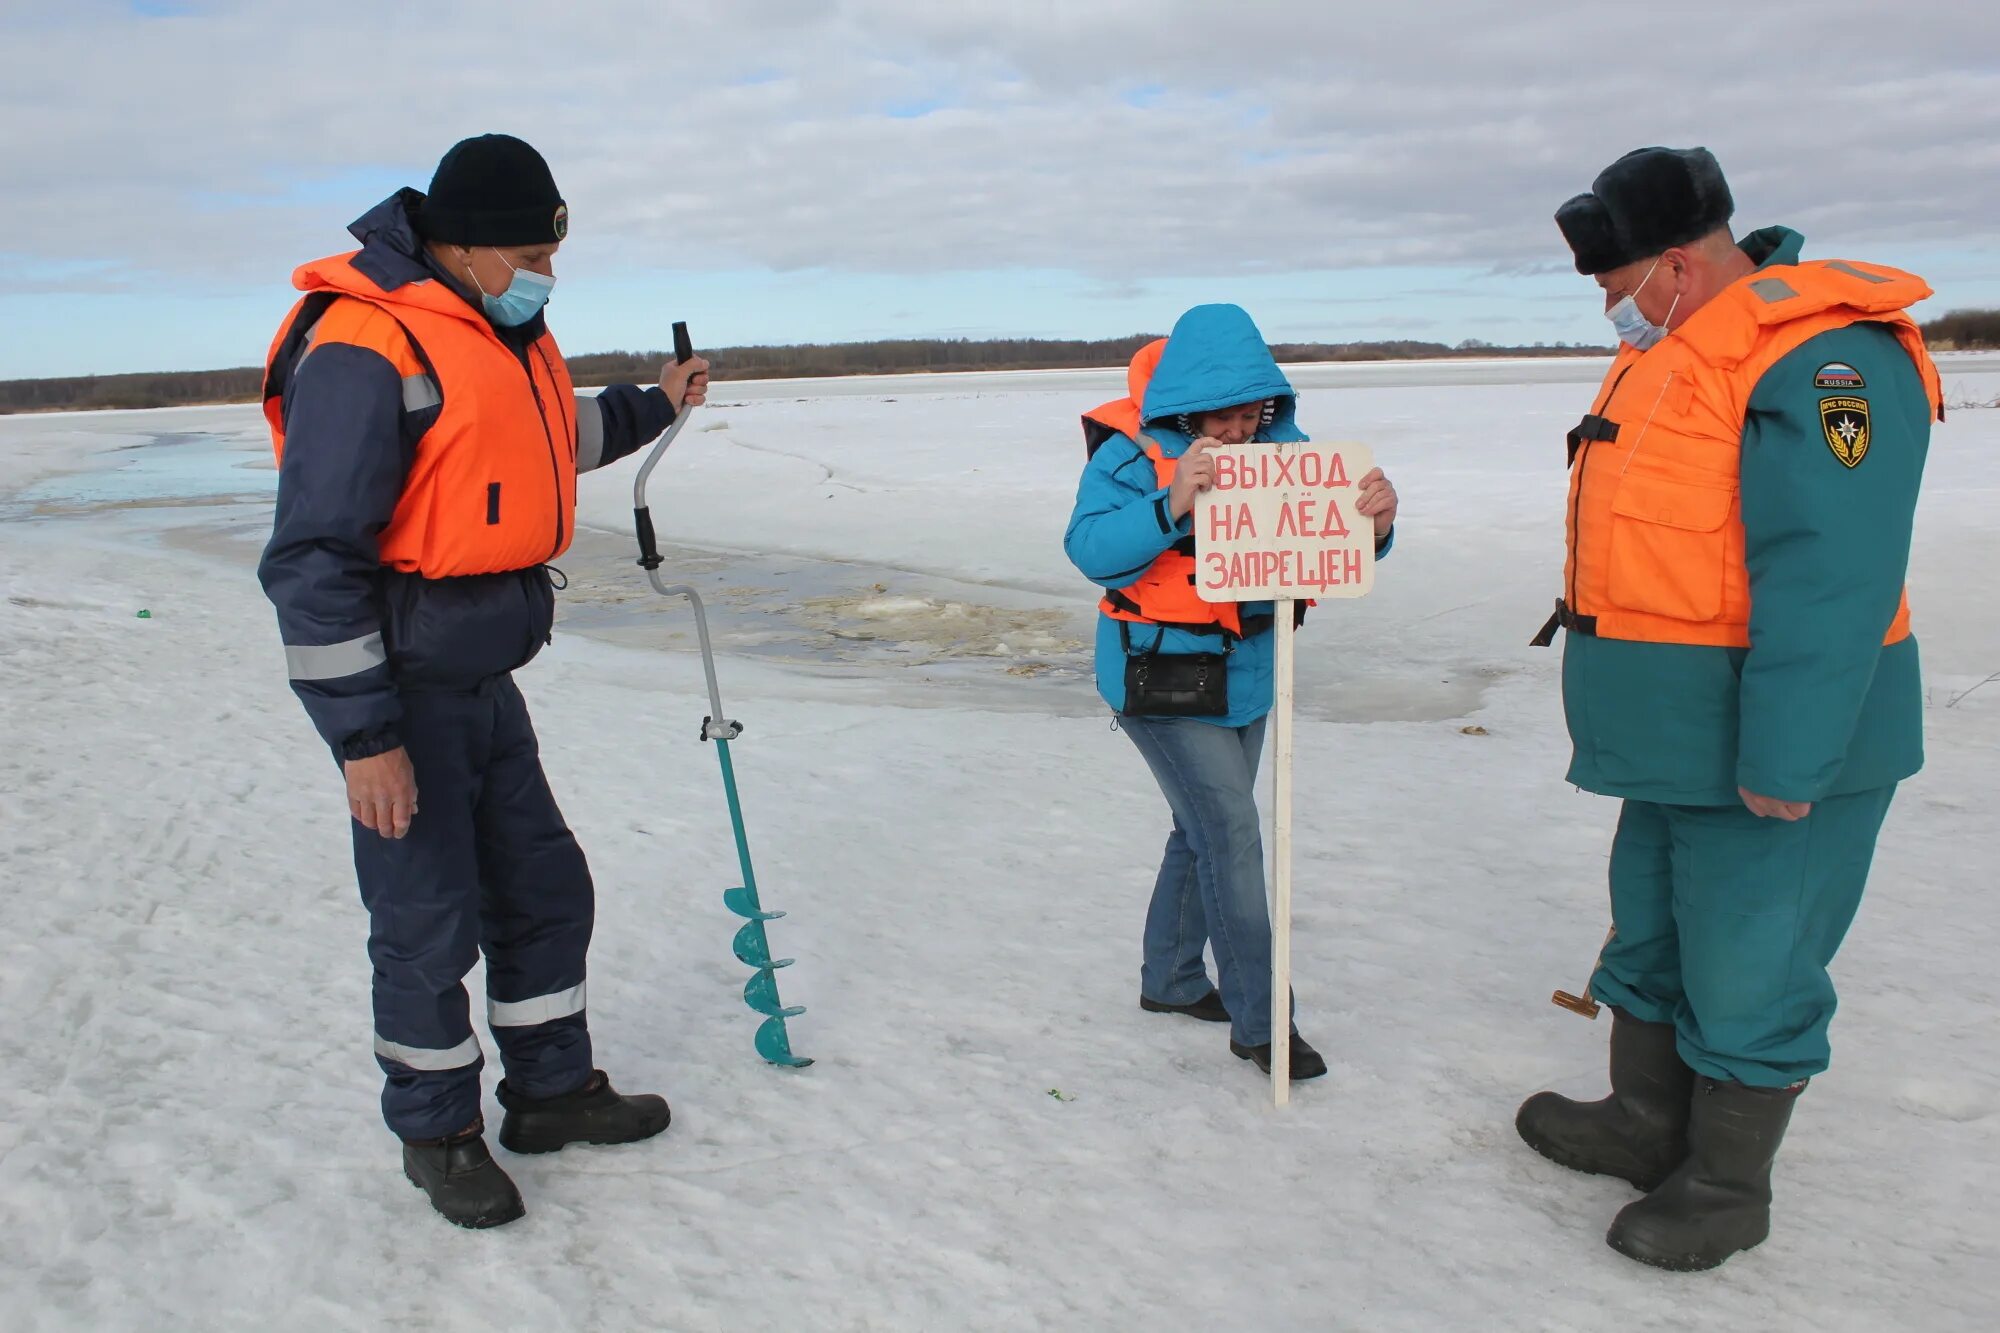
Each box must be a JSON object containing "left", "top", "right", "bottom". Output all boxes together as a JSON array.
[
  {"left": 564, "top": 334, "right": 1605, "bottom": 386},
  {"left": 1922, "top": 309, "right": 2000, "bottom": 349},
  {"left": 5, "top": 312, "right": 1996, "bottom": 414},
  {"left": 0, "top": 335, "right": 1606, "bottom": 415},
  {"left": 0, "top": 367, "right": 264, "bottom": 415}
]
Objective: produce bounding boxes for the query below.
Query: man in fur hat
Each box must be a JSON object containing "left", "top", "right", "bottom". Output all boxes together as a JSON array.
[{"left": 1515, "top": 146, "right": 1943, "bottom": 1271}]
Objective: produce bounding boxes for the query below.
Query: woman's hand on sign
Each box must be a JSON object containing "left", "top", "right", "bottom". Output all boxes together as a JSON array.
[
  {"left": 1168, "top": 437, "right": 1222, "bottom": 520},
  {"left": 1356, "top": 467, "right": 1399, "bottom": 537},
  {"left": 660, "top": 355, "right": 712, "bottom": 413}
]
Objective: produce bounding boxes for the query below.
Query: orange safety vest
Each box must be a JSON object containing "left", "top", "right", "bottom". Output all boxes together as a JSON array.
[
  {"left": 262, "top": 252, "right": 579, "bottom": 578},
  {"left": 1082, "top": 339, "right": 1249, "bottom": 638},
  {"left": 1555, "top": 258, "right": 1943, "bottom": 649}
]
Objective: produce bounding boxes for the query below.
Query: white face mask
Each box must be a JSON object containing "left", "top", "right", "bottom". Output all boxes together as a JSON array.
[{"left": 1606, "top": 257, "right": 1681, "bottom": 350}]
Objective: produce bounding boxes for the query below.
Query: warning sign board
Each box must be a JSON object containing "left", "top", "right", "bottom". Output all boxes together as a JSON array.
[{"left": 1192, "top": 440, "right": 1376, "bottom": 601}]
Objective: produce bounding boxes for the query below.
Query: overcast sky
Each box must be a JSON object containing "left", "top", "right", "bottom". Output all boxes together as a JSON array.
[{"left": 4, "top": 0, "right": 1997, "bottom": 377}]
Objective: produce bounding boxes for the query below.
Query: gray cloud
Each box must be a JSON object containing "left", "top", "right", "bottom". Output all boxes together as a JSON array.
[{"left": 3, "top": 0, "right": 1996, "bottom": 293}]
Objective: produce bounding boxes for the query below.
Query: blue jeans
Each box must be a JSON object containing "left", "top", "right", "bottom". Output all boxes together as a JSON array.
[{"left": 1122, "top": 714, "right": 1282, "bottom": 1047}]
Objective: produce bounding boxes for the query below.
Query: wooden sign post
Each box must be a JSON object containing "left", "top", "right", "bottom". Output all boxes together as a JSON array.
[{"left": 1193, "top": 439, "right": 1376, "bottom": 1105}]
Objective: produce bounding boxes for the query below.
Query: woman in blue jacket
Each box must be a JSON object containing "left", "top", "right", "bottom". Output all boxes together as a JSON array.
[{"left": 1064, "top": 304, "right": 1397, "bottom": 1081}]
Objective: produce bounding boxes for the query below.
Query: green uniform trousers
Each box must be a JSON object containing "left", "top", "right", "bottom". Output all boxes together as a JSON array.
[{"left": 1589, "top": 786, "right": 1896, "bottom": 1087}]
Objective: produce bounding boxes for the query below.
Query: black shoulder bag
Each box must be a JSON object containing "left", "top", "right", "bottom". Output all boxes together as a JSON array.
[{"left": 1119, "top": 621, "right": 1230, "bottom": 717}]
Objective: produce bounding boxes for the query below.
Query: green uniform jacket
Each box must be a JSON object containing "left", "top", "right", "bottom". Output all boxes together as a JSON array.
[{"left": 1563, "top": 227, "right": 1933, "bottom": 806}]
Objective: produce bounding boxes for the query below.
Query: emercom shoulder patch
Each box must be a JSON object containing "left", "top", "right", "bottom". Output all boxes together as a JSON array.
[
  {"left": 1814, "top": 361, "right": 1865, "bottom": 390},
  {"left": 1820, "top": 396, "right": 1870, "bottom": 468}
]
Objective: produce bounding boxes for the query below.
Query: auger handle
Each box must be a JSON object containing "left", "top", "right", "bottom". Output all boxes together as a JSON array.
[
  {"left": 633, "top": 321, "right": 696, "bottom": 569},
  {"left": 1551, "top": 926, "right": 1614, "bottom": 1020}
]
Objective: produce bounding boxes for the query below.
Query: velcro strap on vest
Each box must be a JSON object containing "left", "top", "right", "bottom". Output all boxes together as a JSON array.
[
  {"left": 1105, "top": 587, "right": 1258, "bottom": 639},
  {"left": 1529, "top": 599, "right": 1597, "bottom": 647},
  {"left": 1565, "top": 413, "right": 1620, "bottom": 467},
  {"left": 1120, "top": 619, "right": 1241, "bottom": 656}
]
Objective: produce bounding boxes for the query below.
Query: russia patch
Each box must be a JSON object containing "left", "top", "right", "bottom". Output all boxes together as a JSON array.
[{"left": 1814, "top": 361, "right": 1865, "bottom": 390}]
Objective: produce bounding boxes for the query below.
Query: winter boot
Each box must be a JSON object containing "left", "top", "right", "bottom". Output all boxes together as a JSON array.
[
  {"left": 402, "top": 1120, "right": 526, "bottom": 1229},
  {"left": 1230, "top": 1032, "right": 1329, "bottom": 1081},
  {"left": 1605, "top": 1077, "right": 1803, "bottom": 1272},
  {"left": 1516, "top": 1007, "right": 1694, "bottom": 1191},
  {"left": 1141, "top": 989, "right": 1231, "bottom": 1022},
  {"left": 496, "top": 1070, "right": 672, "bottom": 1155}
]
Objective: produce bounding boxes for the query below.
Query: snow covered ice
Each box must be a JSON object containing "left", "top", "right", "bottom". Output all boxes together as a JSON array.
[{"left": 3, "top": 358, "right": 1998, "bottom": 1331}]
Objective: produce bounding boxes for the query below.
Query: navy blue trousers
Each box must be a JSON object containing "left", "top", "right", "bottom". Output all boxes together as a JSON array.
[{"left": 349, "top": 676, "right": 595, "bottom": 1140}]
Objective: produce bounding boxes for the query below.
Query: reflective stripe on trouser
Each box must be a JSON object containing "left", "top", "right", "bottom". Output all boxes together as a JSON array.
[
  {"left": 1588, "top": 785, "right": 1896, "bottom": 1087},
  {"left": 350, "top": 675, "right": 595, "bottom": 1140}
]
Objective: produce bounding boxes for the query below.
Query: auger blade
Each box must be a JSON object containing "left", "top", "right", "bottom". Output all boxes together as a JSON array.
[
  {"left": 755, "top": 1016, "right": 814, "bottom": 1068},
  {"left": 723, "top": 886, "right": 785, "bottom": 921},
  {"left": 732, "top": 919, "right": 774, "bottom": 967},
  {"left": 743, "top": 970, "right": 806, "bottom": 1018}
]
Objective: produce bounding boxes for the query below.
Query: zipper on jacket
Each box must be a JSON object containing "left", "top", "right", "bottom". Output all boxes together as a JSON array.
[
  {"left": 1568, "top": 361, "right": 1639, "bottom": 611},
  {"left": 517, "top": 341, "right": 566, "bottom": 560}
]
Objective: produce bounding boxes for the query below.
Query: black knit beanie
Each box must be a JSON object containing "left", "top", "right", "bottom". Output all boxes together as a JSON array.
[
  {"left": 1555, "top": 146, "right": 1733, "bottom": 275},
  {"left": 418, "top": 134, "right": 568, "bottom": 247}
]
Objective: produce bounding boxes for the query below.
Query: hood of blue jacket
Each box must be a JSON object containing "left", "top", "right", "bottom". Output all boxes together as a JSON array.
[{"left": 1139, "top": 304, "right": 1301, "bottom": 441}]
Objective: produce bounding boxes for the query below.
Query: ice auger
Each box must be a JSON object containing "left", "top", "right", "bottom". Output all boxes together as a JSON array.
[{"left": 629, "top": 322, "right": 811, "bottom": 1068}]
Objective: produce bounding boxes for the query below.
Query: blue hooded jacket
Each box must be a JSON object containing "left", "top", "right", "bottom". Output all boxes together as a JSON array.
[{"left": 1063, "top": 304, "right": 1391, "bottom": 727}]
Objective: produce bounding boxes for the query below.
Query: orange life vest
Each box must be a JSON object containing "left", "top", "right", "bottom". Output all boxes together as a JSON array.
[
  {"left": 262, "top": 251, "right": 579, "bottom": 578},
  {"left": 1555, "top": 258, "right": 1943, "bottom": 649},
  {"left": 1080, "top": 338, "right": 1165, "bottom": 451},
  {"left": 1082, "top": 340, "right": 1248, "bottom": 638}
]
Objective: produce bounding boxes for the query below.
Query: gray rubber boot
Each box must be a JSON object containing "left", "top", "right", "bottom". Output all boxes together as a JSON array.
[
  {"left": 1516, "top": 1007, "right": 1695, "bottom": 1191},
  {"left": 402, "top": 1121, "right": 526, "bottom": 1229},
  {"left": 1606, "top": 1077, "right": 1804, "bottom": 1272},
  {"left": 497, "top": 1070, "right": 671, "bottom": 1155}
]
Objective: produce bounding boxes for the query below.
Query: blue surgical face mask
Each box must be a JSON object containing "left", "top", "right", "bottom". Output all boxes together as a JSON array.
[
  {"left": 1605, "top": 257, "right": 1680, "bottom": 350},
  {"left": 468, "top": 252, "right": 555, "bottom": 327}
]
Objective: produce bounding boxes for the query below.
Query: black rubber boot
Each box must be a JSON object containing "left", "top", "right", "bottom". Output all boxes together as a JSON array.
[
  {"left": 1140, "top": 989, "right": 1230, "bottom": 1023},
  {"left": 1516, "top": 1007, "right": 1694, "bottom": 1191},
  {"left": 497, "top": 1070, "right": 672, "bottom": 1155},
  {"left": 1230, "top": 1032, "right": 1329, "bottom": 1081},
  {"left": 402, "top": 1121, "right": 526, "bottom": 1229},
  {"left": 1606, "top": 1077, "right": 1803, "bottom": 1272}
]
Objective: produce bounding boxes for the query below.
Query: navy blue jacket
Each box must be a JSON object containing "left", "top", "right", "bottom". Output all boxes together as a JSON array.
[{"left": 258, "top": 192, "right": 675, "bottom": 758}]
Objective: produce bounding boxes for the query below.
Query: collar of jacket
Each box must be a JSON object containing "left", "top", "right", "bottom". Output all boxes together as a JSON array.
[
  {"left": 1737, "top": 224, "right": 1803, "bottom": 270},
  {"left": 344, "top": 189, "right": 549, "bottom": 348}
]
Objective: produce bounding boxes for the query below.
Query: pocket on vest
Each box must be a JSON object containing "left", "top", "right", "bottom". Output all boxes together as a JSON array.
[{"left": 1606, "top": 475, "right": 1733, "bottom": 623}]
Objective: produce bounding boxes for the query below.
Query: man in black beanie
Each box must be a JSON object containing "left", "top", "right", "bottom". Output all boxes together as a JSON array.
[
  {"left": 257, "top": 134, "right": 710, "bottom": 1228},
  {"left": 1516, "top": 146, "right": 1943, "bottom": 1270}
]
